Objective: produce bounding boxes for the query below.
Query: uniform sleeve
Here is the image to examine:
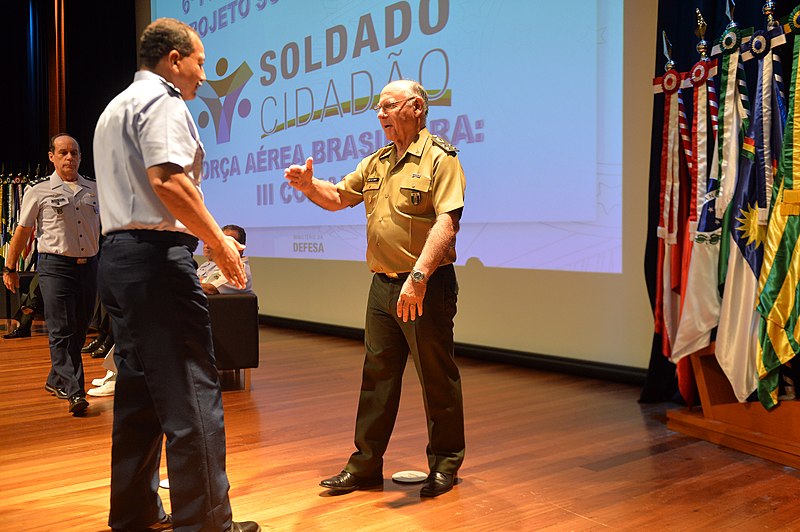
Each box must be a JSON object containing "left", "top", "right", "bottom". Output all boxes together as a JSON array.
[
  {"left": 138, "top": 93, "right": 198, "bottom": 172},
  {"left": 431, "top": 152, "right": 466, "bottom": 216},
  {"left": 17, "top": 185, "right": 40, "bottom": 228}
]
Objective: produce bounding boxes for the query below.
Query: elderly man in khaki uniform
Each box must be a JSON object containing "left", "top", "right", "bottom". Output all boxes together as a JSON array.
[{"left": 285, "top": 79, "right": 466, "bottom": 498}]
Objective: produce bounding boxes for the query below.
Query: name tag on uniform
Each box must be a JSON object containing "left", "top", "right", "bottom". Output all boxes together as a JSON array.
[
  {"left": 47, "top": 197, "right": 67, "bottom": 215},
  {"left": 47, "top": 197, "right": 68, "bottom": 207}
]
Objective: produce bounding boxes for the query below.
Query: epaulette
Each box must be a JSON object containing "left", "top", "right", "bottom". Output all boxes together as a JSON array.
[
  {"left": 430, "top": 135, "right": 459, "bottom": 155},
  {"left": 82, "top": 174, "right": 97, "bottom": 182},
  {"left": 161, "top": 78, "right": 182, "bottom": 98},
  {"left": 26, "top": 175, "right": 50, "bottom": 187}
]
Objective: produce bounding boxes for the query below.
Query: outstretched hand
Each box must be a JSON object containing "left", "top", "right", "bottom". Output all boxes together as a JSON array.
[{"left": 284, "top": 157, "right": 314, "bottom": 191}]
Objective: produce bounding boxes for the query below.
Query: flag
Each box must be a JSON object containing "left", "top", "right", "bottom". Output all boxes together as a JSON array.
[
  {"left": 672, "top": 23, "right": 748, "bottom": 365},
  {"left": 666, "top": 58, "right": 717, "bottom": 405},
  {"left": 716, "top": 36, "right": 781, "bottom": 403},
  {"left": 757, "top": 23, "right": 800, "bottom": 409},
  {"left": 653, "top": 67, "right": 690, "bottom": 360},
  {"left": 672, "top": 59, "right": 720, "bottom": 365}
]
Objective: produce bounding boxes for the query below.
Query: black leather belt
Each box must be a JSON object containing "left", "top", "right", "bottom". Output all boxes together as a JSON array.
[
  {"left": 106, "top": 230, "right": 199, "bottom": 249},
  {"left": 378, "top": 271, "right": 410, "bottom": 282},
  {"left": 40, "top": 253, "right": 96, "bottom": 264}
]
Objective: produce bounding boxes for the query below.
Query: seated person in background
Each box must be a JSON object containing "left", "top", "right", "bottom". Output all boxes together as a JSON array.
[
  {"left": 197, "top": 224, "right": 254, "bottom": 295},
  {"left": 89, "top": 225, "right": 254, "bottom": 398}
]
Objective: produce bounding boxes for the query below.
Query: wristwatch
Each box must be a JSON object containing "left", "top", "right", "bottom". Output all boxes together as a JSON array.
[
  {"left": 2, "top": 266, "right": 16, "bottom": 274},
  {"left": 410, "top": 269, "right": 426, "bottom": 284}
]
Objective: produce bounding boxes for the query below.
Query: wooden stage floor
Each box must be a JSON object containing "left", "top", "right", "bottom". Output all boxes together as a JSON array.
[{"left": 2, "top": 322, "right": 800, "bottom": 530}]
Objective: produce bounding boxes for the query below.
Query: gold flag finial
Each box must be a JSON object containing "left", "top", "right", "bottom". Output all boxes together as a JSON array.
[
  {"left": 695, "top": 9, "right": 709, "bottom": 59},
  {"left": 763, "top": 1, "right": 777, "bottom": 28}
]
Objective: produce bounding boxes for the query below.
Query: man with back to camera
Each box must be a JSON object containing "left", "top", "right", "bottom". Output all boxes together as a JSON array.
[
  {"left": 284, "top": 79, "right": 467, "bottom": 498},
  {"left": 3, "top": 133, "right": 100, "bottom": 415},
  {"left": 93, "top": 18, "right": 259, "bottom": 532}
]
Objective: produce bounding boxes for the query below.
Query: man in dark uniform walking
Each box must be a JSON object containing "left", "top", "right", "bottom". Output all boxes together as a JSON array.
[
  {"left": 285, "top": 79, "right": 467, "bottom": 498},
  {"left": 3, "top": 133, "right": 100, "bottom": 415}
]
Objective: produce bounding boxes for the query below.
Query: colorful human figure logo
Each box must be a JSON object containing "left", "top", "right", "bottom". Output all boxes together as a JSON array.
[{"left": 197, "top": 58, "right": 253, "bottom": 144}]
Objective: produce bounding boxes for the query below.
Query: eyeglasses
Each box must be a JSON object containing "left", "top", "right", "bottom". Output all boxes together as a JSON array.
[{"left": 373, "top": 97, "right": 416, "bottom": 114}]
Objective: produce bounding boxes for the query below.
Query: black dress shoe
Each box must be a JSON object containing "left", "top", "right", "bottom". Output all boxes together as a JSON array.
[
  {"left": 3, "top": 327, "right": 31, "bottom": 339},
  {"left": 90, "top": 345, "right": 111, "bottom": 358},
  {"left": 228, "top": 521, "right": 261, "bottom": 532},
  {"left": 90, "top": 337, "right": 114, "bottom": 358},
  {"left": 44, "top": 383, "right": 68, "bottom": 400},
  {"left": 81, "top": 334, "right": 105, "bottom": 353},
  {"left": 420, "top": 472, "right": 455, "bottom": 497},
  {"left": 319, "top": 470, "right": 383, "bottom": 491},
  {"left": 68, "top": 393, "right": 89, "bottom": 414},
  {"left": 111, "top": 513, "right": 172, "bottom": 531}
]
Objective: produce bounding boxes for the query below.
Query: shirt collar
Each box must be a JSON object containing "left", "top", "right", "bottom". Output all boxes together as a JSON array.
[
  {"left": 404, "top": 127, "right": 430, "bottom": 158},
  {"left": 379, "top": 127, "right": 430, "bottom": 161},
  {"left": 134, "top": 69, "right": 182, "bottom": 98},
  {"left": 50, "top": 171, "right": 88, "bottom": 190}
]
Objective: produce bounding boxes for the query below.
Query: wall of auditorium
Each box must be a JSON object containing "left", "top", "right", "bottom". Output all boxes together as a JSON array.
[
  {"left": 131, "top": 0, "right": 656, "bottom": 370},
  {"left": 243, "top": 1, "right": 658, "bottom": 370}
]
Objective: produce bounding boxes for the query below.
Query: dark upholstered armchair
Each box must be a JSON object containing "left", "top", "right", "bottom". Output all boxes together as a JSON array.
[{"left": 207, "top": 293, "right": 259, "bottom": 390}]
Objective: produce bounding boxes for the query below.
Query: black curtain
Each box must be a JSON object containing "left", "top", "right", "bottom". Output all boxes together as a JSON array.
[
  {"left": 0, "top": 0, "right": 137, "bottom": 178},
  {"left": 640, "top": 0, "right": 798, "bottom": 402},
  {"left": 0, "top": 0, "right": 51, "bottom": 175},
  {"left": 64, "top": 1, "right": 137, "bottom": 176}
]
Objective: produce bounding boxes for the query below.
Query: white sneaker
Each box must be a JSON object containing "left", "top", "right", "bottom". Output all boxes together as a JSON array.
[
  {"left": 91, "top": 370, "right": 115, "bottom": 387},
  {"left": 87, "top": 380, "right": 115, "bottom": 397}
]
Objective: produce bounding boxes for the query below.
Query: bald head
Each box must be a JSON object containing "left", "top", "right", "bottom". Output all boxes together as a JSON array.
[{"left": 383, "top": 80, "right": 429, "bottom": 124}]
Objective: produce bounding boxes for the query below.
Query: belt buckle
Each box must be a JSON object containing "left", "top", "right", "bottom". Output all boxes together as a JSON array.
[
  {"left": 385, "top": 272, "right": 399, "bottom": 279},
  {"left": 76, "top": 258, "right": 88, "bottom": 264}
]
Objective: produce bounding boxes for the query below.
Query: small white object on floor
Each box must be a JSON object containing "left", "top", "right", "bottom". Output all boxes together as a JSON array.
[
  {"left": 159, "top": 478, "right": 170, "bottom": 489},
  {"left": 391, "top": 470, "right": 427, "bottom": 483}
]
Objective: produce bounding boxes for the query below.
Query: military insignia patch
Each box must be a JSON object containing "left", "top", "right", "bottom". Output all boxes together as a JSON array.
[{"left": 430, "top": 135, "right": 458, "bottom": 155}]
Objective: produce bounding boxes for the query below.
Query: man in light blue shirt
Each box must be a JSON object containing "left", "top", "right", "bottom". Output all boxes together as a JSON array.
[{"left": 93, "top": 18, "right": 258, "bottom": 532}]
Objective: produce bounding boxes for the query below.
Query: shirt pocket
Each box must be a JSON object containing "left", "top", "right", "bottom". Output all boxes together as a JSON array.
[
  {"left": 43, "top": 197, "right": 67, "bottom": 221},
  {"left": 81, "top": 194, "right": 99, "bottom": 215},
  {"left": 363, "top": 175, "right": 382, "bottom": 214},
  {"left": 397, "top": 174, "right": 432, "bottom": 215}
]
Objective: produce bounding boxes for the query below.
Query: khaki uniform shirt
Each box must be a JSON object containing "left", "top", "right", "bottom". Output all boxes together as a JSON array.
[
  {"left": 18, "top": 172, "right": 101, "bottom": 257},
  {"left": 336, "top": 128, "right": 466, "bottom": 273}
]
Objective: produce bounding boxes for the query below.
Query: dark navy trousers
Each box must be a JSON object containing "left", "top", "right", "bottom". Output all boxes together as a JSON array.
[
  {"left": 99, "top": 230, "right": 233, "bottom": 532},
  {"left": 37, "top": 253, "right": 97, "bottom": 398}
]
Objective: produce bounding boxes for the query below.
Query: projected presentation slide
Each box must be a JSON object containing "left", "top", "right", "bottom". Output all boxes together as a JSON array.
[{"left": 151, "top": 0, "right": 622, "bottom": 272}]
